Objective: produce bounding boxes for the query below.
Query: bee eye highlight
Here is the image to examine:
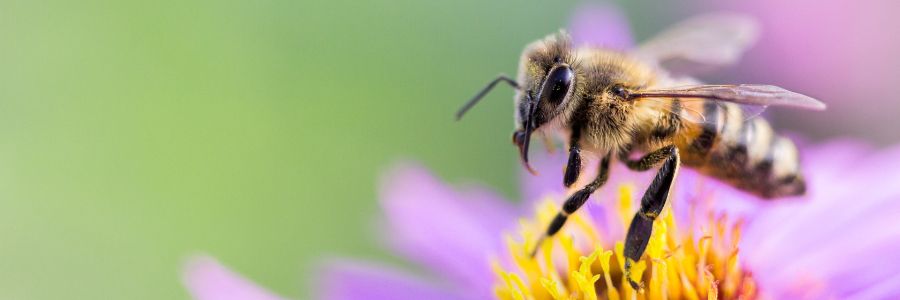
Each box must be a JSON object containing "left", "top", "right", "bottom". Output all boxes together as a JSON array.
[
  {"left": 611, "top": 84, "right": 629, "bottom": 99},
  {"left": 541, "top": 67, "right": 574, "bottom": 106}
]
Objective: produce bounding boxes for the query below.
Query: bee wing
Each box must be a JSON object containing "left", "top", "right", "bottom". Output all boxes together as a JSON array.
[
  {"left": 634, "top": 84, "right": 826, "bottom": 110},
  {"left": 634, "top": 13, "right": 759, "bottom": 76},
  {"left": 674, "top": 100, "right": 769, "bottom": 125},
  {"left": 635, "top": 84, "right": 825, "bottom": 124}
]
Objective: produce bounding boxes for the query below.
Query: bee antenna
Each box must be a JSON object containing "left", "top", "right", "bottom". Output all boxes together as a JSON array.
[{"left": 456, "top": 74, "right": 519, "bottom": 120}]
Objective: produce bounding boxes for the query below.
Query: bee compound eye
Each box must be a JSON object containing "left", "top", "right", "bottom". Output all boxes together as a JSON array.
[
  {"left": 512, "top": 130, "right": 523, "bottom": 145},
  {"left": 541, "top": 67, "right": 574, "bottom": 106},
  {"left": 611, "top": 84, "right": 628, "bottom": 98}
]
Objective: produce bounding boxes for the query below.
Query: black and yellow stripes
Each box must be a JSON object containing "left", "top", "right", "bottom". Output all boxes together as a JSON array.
[
  {"left": 660, "top": 100, "right": 805, "bottom": 199},
  {"left": 689, "top": 101, "right": 721, "bottom": 155}
]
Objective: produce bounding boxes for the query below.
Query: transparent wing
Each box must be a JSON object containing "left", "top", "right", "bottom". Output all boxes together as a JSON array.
[
  {"left": 691, "top": 101, "right": 767, "bottom": 124},
  {"left": 648, "top": 97, "right": 766, "bottom": 125},
  {"left": 633, "top": 84, "right": 826, "bottom": 110},
  {"left": 635, "top": 84, "right": 826, "bottom": 125},
  {"left": 634, "top": 13, "right": 759, "bottom": 76}
]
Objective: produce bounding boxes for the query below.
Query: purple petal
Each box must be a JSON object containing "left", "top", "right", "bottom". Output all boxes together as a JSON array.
[
  {"left": 182, "top": 255, "right": 286, "bottom": 300},
  {"left": 567, "top": 2, "right": 634, "bottom": 49},
  {"left": 743, "top": 142, "right": 893, "bottom": 257},
  {"left": 800, "top": 139, "right": 873, "bottom": 195},
  {"left": 742, "top": 141, "right": 900, "bottom": 298},
  {"left": 378, "top": 163, "right": 515, "bottom": 297},
  {"left": 839, "top": 272, "right": 900, "bottom": 299},
  {"left": 316, "top": 260, "right": 462, "bottom": 300}
]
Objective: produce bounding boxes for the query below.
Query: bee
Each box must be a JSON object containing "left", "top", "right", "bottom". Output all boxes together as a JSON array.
[{"left": 456, "top": 14, "right": 825, "bottom": 289}]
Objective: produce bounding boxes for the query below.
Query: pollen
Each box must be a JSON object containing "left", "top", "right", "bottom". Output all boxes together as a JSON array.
[{"left": 493, "top": 185, "right": 757, "bottom": 300}]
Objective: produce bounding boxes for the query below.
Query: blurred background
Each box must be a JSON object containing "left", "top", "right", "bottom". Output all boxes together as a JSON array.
[{"left": 1, "top": 0, "right": 897, "bottom": 299}]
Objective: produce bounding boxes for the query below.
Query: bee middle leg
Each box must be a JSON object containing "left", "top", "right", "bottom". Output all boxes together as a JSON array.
[
  {"left": 563, "top": 130, "right": 584, "bottom": 188},
  {"left": 621, "top": 146, "right": 681, "bottom": 290},
  {"left": 563, "top": 143, "right": 583, "bottom": 188},
  {"left": 619, "top": 144, "right": 677, "bottom": 171},
  {"left": 531, "top": 153, "right": 611, "bottom": 257}
]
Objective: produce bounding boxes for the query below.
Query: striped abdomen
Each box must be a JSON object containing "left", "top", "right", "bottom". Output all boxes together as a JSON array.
[{"left": 672, "top": 101, "right": 805, "bottom": 199}]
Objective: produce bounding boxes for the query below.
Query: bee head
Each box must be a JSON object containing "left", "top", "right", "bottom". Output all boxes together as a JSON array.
[
  {"left": 512, "top": 32, "right": 579, "bottom": 173},
  {"left": 514, "top": 33, "right": 579, "bottom": 130},
  {"left": 455, "top": 32, "right": 588, "bottom": 174}
]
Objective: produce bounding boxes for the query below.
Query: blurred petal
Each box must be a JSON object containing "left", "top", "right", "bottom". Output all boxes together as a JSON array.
[
  {"left": 695, "top": 0, "right": 900, "bottom": 143},
  {"left": 519, "top": 150, "right": 567, "bottom": 205},
  {"left": 567, "top": 2, "right": 634, "bottom": 49},
  {"left": 183, "top": 255, "right": 285, "bottom": 300},
  {"left": 741, "top": 141, "right": 900, "bottom": 298},
  {"left": 843, "top": 272, "right": 900, "bottom": 300},
  {"left": 379, "top": 163, "right": 515, "bottom": 297},
  {"left": 317, "top": 260, "right": 461, "bottom": 300}
]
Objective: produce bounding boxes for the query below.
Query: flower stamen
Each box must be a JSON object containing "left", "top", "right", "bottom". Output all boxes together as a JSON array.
[{"left": 493, "top": 184, "right": 757, "bottom": 300}]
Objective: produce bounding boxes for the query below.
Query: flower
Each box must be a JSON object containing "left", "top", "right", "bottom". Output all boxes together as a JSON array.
[
  {"left": 492, "top": 185, "right": 755, "bottom": 300},
  {"left": 182, "top": 139, "right": 900, "bottom": 299},
  {"left": 179, "top": 4, "right": 900, "bottom": 300},
  {"left": 183, "top": 256, "right": 285, "bottom": 300}
]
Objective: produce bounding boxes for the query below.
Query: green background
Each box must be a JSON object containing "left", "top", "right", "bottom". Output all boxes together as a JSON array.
[{"left": 0, "top": 1, "right": 698, "bottom": 299}]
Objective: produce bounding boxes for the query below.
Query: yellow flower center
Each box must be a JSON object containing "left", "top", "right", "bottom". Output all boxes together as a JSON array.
[{"left": 492, "top": 184, "right": 758, "bottom": 300}]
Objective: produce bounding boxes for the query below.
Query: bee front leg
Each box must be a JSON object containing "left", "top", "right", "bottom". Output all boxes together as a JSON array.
[
  {"left": 531, "top": 153, "right": 611, "bottom": 257},
  {"left": 623, "top": 146, "right": 680, "bottom": 290}
]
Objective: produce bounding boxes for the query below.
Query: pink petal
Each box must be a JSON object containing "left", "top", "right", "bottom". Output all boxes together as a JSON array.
[
  {"left": 567, "top": 2, "right": 634, "bottom": 49},
  {"left": 182, "top": 255, "right": 286, "bottom": 300},
  {"left": 378, "top": 162, "right": 515, "bottom": 297},
  {"left": 742, "top": 141, "right": 900, "bottom": 298},
  {"left": 316, "top": 259, "right": 462, "bottom": 300}
]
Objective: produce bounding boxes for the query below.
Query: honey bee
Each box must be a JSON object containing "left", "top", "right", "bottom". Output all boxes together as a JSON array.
[{"left": 456, "top": 14, "right": 825, "bottom": 289}]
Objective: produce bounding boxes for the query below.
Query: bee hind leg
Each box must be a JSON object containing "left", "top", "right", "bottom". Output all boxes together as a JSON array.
[
  {"left": 530, "top": 153, "right": 611, "bottom": 257},
  {"left": 623, "top": 147, "right": 680, "bottom": 290}
]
